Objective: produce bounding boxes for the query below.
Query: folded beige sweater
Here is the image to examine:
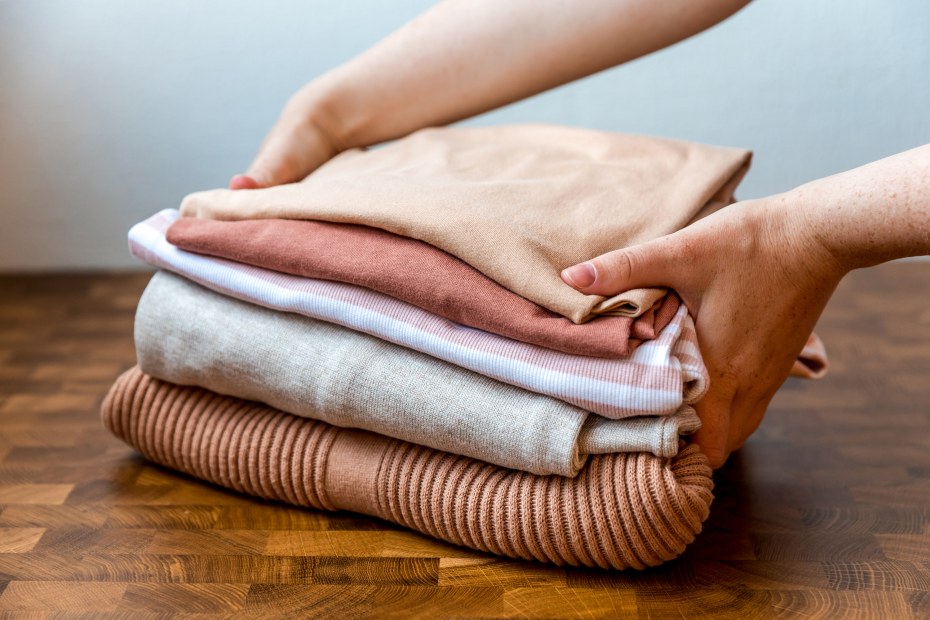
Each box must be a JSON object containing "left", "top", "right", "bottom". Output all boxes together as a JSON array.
[
  {"left": 136, "top": 272, "right": 702, "bottom": 476},
  {"left": 180, "top": 124, "right": 751, "bottom": 323},
  {"left": 102, "top": 367, "right": 714, "bottom": 570}
]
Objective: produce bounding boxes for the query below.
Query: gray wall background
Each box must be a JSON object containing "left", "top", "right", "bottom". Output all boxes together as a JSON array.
[{"left": 2, "top": 0, "right": 928, "bottom": 271}]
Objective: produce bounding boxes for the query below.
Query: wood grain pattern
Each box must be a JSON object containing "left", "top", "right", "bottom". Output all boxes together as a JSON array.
[{"left": 0, "top": 265, "right": 928, "bottom": 618}]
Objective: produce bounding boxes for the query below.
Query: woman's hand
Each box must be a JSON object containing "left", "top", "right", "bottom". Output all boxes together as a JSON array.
[
  {"left": 563, "top": 137, "right": 930, "bottom": 469},
  {"left": 228, "top": 0, "right": 751, "bottom": 190},
  {"left": 562, "top": 195, "right": 846, "bottom": 468},
  {"left": 228, "top": 86, "right": 344, "bottom": 189}
]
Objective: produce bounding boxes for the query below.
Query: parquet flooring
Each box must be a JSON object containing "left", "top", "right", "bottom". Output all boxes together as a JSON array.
[{"left": 0, "top": 264, "right": 928, "bottom": 618}]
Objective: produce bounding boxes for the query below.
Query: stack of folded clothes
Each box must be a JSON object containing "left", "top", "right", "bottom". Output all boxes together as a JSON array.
[{"left": 102, "top": 125, "right": 827, "bottom": 569}]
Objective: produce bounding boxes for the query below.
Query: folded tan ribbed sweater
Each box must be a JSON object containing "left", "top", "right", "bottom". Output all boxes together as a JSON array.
[
  {"left": 180, "top": 124, "right": 751, "bottom": 323},
  {"left": 102, "top": 367, "right": 714, "bottom": 570}
]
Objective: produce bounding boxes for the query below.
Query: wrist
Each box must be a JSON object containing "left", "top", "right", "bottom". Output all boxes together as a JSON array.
[
  {"left": 752, "top": 188, "right": 853, "bottom": 282},
  {"left": 779, "top": 147, "right": 930, "bottom": 272}
]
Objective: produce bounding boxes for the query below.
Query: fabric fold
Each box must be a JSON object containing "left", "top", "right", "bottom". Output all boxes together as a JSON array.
[
  {"left": 135, "top": 271, "right": 701, "bottom": 476},
  {"left": 102, "top": 367, "right": 715, "bottom": 570},
  {"left": 166, "top": 215, "right": 679, "bottom": 358},
  {"left": 130, "top": 214, "right": 709, "bottom": 421},
  {"left": 180, "top": 124, "right": 752, "bottom": 323}
]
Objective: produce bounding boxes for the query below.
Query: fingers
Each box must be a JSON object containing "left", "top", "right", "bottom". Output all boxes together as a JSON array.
[
  {"left": 229, "top": 175, "right": 260, "bottom": 190},
  {"left": 697, "top": 377, "right": 779, "bottom": 468},
  {"left": 230, "top": 115, "right": 340, "bottom": 190},
  {"left": 730, "top": 384, "right": 779, "bottom": 447},
  {"left": 234, "top": 127, "right": 314, "bottom": 189},
  {"left": 691, "top": 387, "right": 735, "bottom": 469},
  {"left": 560, "top": 235, "right": 684, "bottom": 296}
]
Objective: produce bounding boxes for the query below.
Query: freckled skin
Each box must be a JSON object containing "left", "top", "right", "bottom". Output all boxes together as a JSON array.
[
  {"left": 222, "top": 0, "right": 929, "bottom": 467},
  {"left": 563, "top": 145, "right": 930, "bottom": 467}
]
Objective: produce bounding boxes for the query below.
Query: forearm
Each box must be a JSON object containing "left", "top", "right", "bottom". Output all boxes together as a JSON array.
[
  {"left": 782, "top": 144, "right": 930, "bottom": 273},
  {"left": 305, "top": 0, "right": 750, "bottom": 149}
]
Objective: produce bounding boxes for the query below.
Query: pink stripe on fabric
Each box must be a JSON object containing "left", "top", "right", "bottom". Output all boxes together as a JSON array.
[
  {"left": 146, "top": 214, "right": 664, "bottom": 376},
  {"left": 140, "top": 212, "right": 693, "bottom": 380},
  {"left": 130, "top": 210, "right": 709, "bottom": 418}
]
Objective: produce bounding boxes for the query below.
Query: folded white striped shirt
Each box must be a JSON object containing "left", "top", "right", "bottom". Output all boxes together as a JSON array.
[{"left": 129, "top": 210, "right": 709, "bottom": 419}]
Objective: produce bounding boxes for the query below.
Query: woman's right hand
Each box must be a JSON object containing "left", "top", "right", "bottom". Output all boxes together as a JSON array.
[
  {"left": 561, "top": 143, "right": 930, "bottom": 467},
  {"left": 561, "top": 195, "right": 845, "bottom": 468}
]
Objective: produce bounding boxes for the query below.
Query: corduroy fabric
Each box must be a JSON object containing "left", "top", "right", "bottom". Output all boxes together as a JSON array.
[
  {"left": 166, "top": 215, "right": 677, "bottom": 358},
  {"left": 135, "top": 272, "right": 702, "bottom": 476},
  {"left": 101, "top": 367, "right": 715, "bottom": 570},
  {"left": 180, "top": 124, "right": 751, "bottom": 323}
]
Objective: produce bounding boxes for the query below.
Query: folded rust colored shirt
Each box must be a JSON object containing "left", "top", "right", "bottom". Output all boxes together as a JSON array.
[
  {"left": 180, "top": 124, "right": 751, "bottom": 323},
  {"left": 102, "top": 367, "right": 715, "bottom": 570},
  {"left": 167, "top": 216, "right": 678, "bottom": 358}
]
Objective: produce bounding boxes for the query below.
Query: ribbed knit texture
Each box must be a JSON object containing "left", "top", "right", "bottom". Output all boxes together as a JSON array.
[
  {"left": 374, "top": 441, "right": 713, "bottom": 569},
  {"left": 102, "top": 365, "right": 338, "bottom": 511},
  {"left": 102, "top": 367, "right": 715, "bottom": 569}
]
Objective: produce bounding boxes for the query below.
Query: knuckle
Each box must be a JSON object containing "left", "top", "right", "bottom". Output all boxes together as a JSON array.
[{"left": 595, "top": 250, "right": 636, "bottom": 286}]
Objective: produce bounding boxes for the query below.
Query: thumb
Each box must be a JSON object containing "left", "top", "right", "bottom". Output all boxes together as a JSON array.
[
  {"left": 560, "top": 235, "right": 683, "bottom": 296},
  {"left": 230, "top": 117, "right": 340, "bottom": 190},
  {"left": 229, "top": 152, "right": 301, "bottom": 191},
  {"left": 232, "top": 135, "right": 307, "bottom": 190}
]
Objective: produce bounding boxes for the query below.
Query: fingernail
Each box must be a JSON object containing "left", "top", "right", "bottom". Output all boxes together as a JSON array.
[
  {"left": 561, "top": 263, "right": 596, "bottom": 288},
  {"left": 229, "top": 174, "right": 260, "bottom": 190}
]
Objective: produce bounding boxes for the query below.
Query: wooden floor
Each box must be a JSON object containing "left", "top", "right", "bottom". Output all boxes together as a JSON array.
[{"left": 0, "top": 264, "right": 928, "bottom": 618}]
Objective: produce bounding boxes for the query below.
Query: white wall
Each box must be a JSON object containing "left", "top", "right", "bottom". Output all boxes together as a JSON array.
[{"left": 2, "top": 0, "right": 928, "bottom": 271}]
